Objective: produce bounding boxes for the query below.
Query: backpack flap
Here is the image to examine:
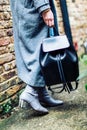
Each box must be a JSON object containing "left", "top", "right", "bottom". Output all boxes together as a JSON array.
[{"left": 42, "top": 35, "right": 70, "bottom": 52}]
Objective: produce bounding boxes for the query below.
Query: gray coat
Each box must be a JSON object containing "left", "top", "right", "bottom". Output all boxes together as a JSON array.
[{"left": 10, "top": 0, "right": 58, "bottom": 87}]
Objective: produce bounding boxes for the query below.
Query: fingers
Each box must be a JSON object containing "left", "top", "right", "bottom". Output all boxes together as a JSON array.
[
  {"left": 44, "top": 19, "right": 54, "bottom": 27},
  {"left": 44, "top": 17, "right": 54, "bottom": 27},
  {"left": 48, "top": 19, "right": 54, "bottom": 27}
]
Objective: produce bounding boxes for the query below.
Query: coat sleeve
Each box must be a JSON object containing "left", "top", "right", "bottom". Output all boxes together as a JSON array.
[{"left": 33, "top": 0, "right": 50, "bottom": 13}]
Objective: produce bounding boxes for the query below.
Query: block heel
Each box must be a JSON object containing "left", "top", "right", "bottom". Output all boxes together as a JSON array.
[{"left": 19, "top": 99, "right": 30, "bottom": 109}]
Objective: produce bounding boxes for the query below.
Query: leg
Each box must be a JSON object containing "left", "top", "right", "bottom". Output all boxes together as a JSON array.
[{"left": 19, "top": 85, "right": 48, "bottom": 114}]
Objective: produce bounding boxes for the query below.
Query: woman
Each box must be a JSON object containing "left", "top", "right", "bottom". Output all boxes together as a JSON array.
[{"left": 10, "top": 0, "right": 63, "bottom": 114}]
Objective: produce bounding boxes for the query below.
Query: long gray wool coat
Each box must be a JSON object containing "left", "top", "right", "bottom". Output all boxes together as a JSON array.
[{"left": 10, "top": 0, "right": 58, "bottom": 87}]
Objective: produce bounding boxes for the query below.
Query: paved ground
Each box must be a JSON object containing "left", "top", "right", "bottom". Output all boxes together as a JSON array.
[{"left": 0, "top": 62, "right": 87, "bottom": 130}]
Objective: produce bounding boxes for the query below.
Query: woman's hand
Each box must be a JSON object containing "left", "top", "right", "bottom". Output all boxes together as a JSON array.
[{"left": 42, "top": 9, "right": 54, "bottom": 27}]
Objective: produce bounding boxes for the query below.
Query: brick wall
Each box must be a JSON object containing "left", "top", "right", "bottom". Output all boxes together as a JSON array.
[
  {"left": 0, "top": 0, "right": 87, "bottom": 114},
  {"left": 0, "top": 0, "right": 25, "bottom": 115},
  {"left": 55, "top": 0, "right": 87, "bottom": 54}
]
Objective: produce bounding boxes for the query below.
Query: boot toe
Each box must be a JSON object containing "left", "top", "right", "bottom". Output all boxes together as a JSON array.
[{"left": 40, "top": 97, "right": 64, "bottom": 107}]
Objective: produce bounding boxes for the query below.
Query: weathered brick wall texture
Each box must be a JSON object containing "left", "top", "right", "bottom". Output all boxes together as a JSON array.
[
  {"left": 0, "top": 0, "right": 25, "bottom": 111},
  {"left": 0, "top": 0, "right": 87, "bottom": 110},
  {"left": 55, "top": 0, "right": 87, "bottom": 54}
]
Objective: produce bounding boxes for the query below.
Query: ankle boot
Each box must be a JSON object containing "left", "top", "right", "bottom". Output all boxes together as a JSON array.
[
  {"left": 37, "top": 87, "right": 63, "bottom": 107},
  {"left": 19, "top": 85, "right": 48, "bottom": 114}
]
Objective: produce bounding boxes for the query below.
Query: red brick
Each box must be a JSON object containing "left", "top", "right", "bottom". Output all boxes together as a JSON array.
[{"left": 0, "top": 53, "right": 15, "bottom": 65}]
